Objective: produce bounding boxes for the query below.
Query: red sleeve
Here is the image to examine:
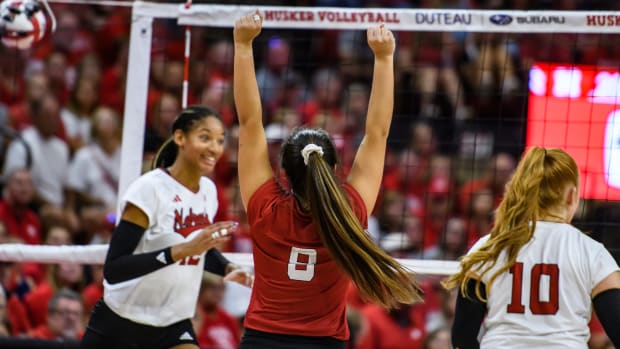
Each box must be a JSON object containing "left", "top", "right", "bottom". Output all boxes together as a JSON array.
[
  {"left": 7, "top": 294, "right": 31, "bottom": 335},
  {"left": 246, "top": 179, "right": 281, "bottom": 226},
  {"left": 24, "top": 283, "right": 54, "bottom": 327},
  {"left": 82, "top": 284, "right": 103, "bottom": 314}
]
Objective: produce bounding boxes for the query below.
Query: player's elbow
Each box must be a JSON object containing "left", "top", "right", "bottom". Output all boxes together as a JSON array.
[{"left": 103, "top": 262, "right": 121, "bottom": 285}]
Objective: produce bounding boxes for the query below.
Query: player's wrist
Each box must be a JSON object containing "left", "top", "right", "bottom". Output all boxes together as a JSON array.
[
  {"left": 170, "top": 244, "right": 189, "bottom": 262},
  {"left": 374, "top": 54, "right": 394, "bottom": 62},
  {"left": 234, "top": 41, "right": 254, "bottom": 50},
  {"left": 225, "top": 263, "right": 241, "bottom": 275}
]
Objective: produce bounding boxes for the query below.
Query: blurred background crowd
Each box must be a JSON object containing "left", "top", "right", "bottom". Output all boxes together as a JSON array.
[{"left": 0, "top": 0, "right": 618, "bottom": 348}]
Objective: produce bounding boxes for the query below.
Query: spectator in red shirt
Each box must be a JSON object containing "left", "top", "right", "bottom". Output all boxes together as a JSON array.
[
  {"left": 28, "top": 288, "right": 84, "bottom": 340},
  {"left": 423, "top": 217, "right": 468, "bottom": 261},
  {"left": 382, "top": 149, "right": 426, "bottom": 207},
  {"left": 464, "top": 187, "right": 494, "bottom": 247},
  {"left": 195, "top": 275, "right": 241, "bottom": 349},
  {"left": 8, "top": 71, "right": 50, "bottom": 132},
  {"left": 0, "top": 52, "right": 24, "bottom": 106},
  {"left": 355, "top": 302, "right": 428, "bottom": 349},
  {"left": 204, "top": 40, "right": 234, "bottom": 88},
  {"left": 200, "top": 78, "right": 235, "bottom": 127},
  {"left": 24, "top": 260, "right": 85, "bottom": 328},
  {"left": 0, "top": 168, "right": 42, "bottom": 245},
  {"left": 99, "top": 41, "right": 128, "bottom": 113},
  {"left": 298, "top": 68, "right": 345, "bottom": 125},
  {"left": 256, "top": 36, "right": 305, "bottom": 111},
  {"left": 144, "top": 92, "right": 181, "bottom": 157},
  {"left": 81, "top": 265, "right": 103, "bottom": 319},
  {"left": 421, "top": 175, "right": 454, "bottom": 249},
  {"left": 458, "top": 152, "right": 516, "bottom": 215}
]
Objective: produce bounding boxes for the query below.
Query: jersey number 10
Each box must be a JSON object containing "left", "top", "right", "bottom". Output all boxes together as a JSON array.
[{"left": 507, "top": 262, "right": 559, "bottom": 315}]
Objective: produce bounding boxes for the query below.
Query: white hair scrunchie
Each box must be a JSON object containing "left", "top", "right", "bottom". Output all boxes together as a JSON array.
[{"left": 301, "top": 144, "right": 324, "bottom": 165}]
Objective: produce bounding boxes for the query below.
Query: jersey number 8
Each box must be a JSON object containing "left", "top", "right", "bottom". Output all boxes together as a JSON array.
[
  {"left": 507, "top": 262, "right": 559, "bottom": 315},
  {"left": 288, "top": 247, "right": 317, "bottom": 281}
]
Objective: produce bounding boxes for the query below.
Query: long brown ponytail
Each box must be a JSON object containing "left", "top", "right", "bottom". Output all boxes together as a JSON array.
[{"left": 282, "top": 128, "right": 423, "bottom": 309}]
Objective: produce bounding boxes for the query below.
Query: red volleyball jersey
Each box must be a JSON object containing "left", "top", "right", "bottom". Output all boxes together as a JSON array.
[{"left": 244, "top": 179, "right": 368, "bottom": 340}]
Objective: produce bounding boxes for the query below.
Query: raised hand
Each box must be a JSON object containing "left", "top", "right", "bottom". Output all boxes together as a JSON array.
[
  {"left": 367, "top": 24, "right": 395, "bottom": 58},
  {"left": 172, "top": 221, "right": 237, "bottom": 261},
  {"left": 234, "top": 10, "right": 262, "bottom": 45}
]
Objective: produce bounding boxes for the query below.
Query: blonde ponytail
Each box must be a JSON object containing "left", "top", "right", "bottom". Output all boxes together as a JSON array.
[{"left": 444, "top": 147, "right": 579, "bottom": 300}]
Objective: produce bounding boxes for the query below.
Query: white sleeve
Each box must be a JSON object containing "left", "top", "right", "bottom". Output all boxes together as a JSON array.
[
  {"left": 121, "top": 175, "right": 159, "bottom": 226},
  {"left": 2, "top": 140, "right": 28, "bottom": 178},
  {"left": 587, "top": 241, "right": 620, "bottom": 291},
  {"left": 466, "top": 234, "right": 492, "bottom": 280},
  {"left": 468, "top": 234, "right": 491, "bottom": 254}
]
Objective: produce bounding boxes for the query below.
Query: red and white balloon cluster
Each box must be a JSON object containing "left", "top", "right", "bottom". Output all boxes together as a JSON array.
[{"left": 0, "top": 0, "right": 56, "bottom": 49}]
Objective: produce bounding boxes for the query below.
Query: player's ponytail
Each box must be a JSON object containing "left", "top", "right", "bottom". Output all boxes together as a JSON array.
[
  {"left": 282, "top": 128, "right": 422, "bottom": 309},
  {"left": 444, "top": 147, "right": 579, "bottom": 301},
  {"left": 151, "top": 105, "right": 221, "bottom": 170}
]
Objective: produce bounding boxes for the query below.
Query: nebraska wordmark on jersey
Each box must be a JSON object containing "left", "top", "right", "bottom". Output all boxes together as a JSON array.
[
  {"left": 469, "top": 221, "right": 619, "bottom": 349},
  {"left": 104, "top": 169, "right": 218, "bottom": 326}
]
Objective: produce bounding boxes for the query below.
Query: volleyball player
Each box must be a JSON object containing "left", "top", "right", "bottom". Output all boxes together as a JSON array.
[
  {"left": 80, "top": 106, "right": 253, "bottom": 349},
  {"left": 445, "top": 147, "right": 620, "bottom": 348},
  {"left": 233, "top": 12, "right": 423, "bottom": 349}
]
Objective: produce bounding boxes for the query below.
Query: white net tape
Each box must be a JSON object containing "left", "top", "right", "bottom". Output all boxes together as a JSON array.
[{"left": 0, "top": 244, "right": 459, "bottom": 275}]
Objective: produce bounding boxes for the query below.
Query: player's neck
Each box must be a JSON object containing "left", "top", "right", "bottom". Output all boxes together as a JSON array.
[
  {"left": 539, "top": 211, "right": 568, "bottom": 223},
  {"left": 167, "top": 163, "right": 201, "bottom": 192}
]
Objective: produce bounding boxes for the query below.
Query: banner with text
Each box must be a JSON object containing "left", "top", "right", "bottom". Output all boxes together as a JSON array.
[{"left": 177, "top": 5, "right": 620, "bottom": 33}]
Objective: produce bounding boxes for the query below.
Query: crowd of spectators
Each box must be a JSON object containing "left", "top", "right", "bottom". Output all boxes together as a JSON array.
[{"left": 0, "top": 0, "right": 618, "bottom": 348}]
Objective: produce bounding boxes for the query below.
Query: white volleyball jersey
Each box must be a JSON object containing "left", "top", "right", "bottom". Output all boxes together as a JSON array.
[
  {"left": 468, "top": 221, "right": 619, "bottom": 349},
  {"left": 104, "top": 169, "right": 218, "bottom": 326}
]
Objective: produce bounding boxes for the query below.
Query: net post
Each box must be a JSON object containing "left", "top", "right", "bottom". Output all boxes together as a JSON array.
[{"left": 118, "top": 5, "right": 154, "bottom": 202}]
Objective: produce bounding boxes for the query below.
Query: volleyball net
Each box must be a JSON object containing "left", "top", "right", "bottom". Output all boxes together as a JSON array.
[{"left": 2, "top": 2, "right": 620, "bottom": 277}]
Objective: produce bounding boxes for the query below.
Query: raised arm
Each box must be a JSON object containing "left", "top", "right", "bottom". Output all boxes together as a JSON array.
[
  {"left": 233, "top": 12, "right": 273, "bottom": 210},
  {"left": 347, "top": 25, "right": 395, "bottom": 213}
]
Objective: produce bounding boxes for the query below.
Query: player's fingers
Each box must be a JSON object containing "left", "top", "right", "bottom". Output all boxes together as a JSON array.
[
  {"left": 243, "top": 14, "right": 253, "bottom": 27},
  {"left": 252, "top": 11, "right": 261, "bottom": 23},
  {"left": 367, "top": 27, "right": 374, "bottom": 41},
  {"left": 203, "top": 221, "right": 238, "bottom": 240}
]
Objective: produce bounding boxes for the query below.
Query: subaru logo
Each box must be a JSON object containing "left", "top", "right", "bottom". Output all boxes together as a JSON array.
[{"left": 489, "top": 14, "right": 513, "bottom": 25}]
